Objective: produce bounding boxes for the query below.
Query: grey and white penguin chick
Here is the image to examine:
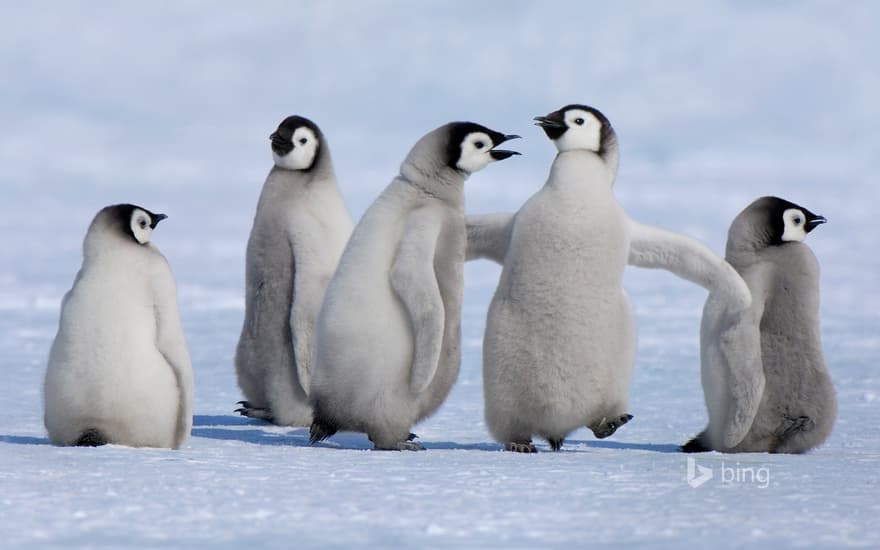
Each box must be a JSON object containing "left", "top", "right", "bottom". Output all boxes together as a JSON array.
[
  {"left": 44, "top": 204, "right": 193, "bottom": 449},
  {"left": 683, "top": 196, "right": 835, "bottom": 453},
  {"left": 469, "top": 104, "right": 752, "bottom": 452},
  {"left": 309, "top": 122, "right": 520, "bottom": 450},
  {"left": 235, "top": 115, "right": 353, "bottom": 426}
]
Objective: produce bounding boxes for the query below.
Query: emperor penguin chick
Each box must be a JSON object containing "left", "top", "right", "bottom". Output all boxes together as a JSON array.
[
  {"left": 684, "top": 196, "right": 835, "bottom": 453},
  {"left": 235, "top": 115, "right": 353, "bottom": 425},
  {"left": 309, "top": 122, "right": 520, "bottom": 450},
  {"left": 44, "top": 204, "right": 193, "bottom": 449},
  {"left": 472, "top": 104, "right": 751, "bottom": 452}
]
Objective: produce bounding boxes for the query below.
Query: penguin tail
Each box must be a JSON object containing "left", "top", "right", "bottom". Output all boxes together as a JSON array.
[
  {"left": 680, "top": 433, "right": 710, "bottom": 453},
  {"left": 74, "top": 428, "right": 108, "bottom": 447},
  {"left": 309, "top": 401, "right": 338, "bottom": 444}
]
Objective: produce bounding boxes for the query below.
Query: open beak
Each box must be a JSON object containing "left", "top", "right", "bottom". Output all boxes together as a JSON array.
[
  {"left": 805, "top": 214, "right": 827, "bottom": 232},
  {"left": 533, "top": 113, "right": 565, "bottom": 130},
  {"left": 534, "top": 111, "right": 567, "bottom": 139},
  {"left": 490, "top": 134, "right": 522, "bottom": 161},
  {"left": 151, "top": 213, "right": 168, "bottom": 229}
]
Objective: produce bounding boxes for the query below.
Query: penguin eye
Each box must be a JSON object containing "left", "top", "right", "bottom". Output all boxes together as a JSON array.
[
  {"left": 574, "top": 118, "right": 585, "bottom": 125},
  {"left": 299, "top": 138, "right": 308, "bottom": 145},
  {"left": 474, "top": 141, "right": 485, "bottom": 149},
  {"left": 793, "top": 216, "right": 803, "bottom": 225},
  {"left": 139, "top": 219, "right": 148, "bottom": 229}
]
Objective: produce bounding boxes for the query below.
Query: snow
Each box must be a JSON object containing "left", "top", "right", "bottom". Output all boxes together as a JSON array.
[{"left": 2, "top": 2, "right": 879, "bottom": 548}]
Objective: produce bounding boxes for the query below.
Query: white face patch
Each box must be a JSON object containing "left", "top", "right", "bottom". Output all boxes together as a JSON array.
[
  {"left": 554, "top": 109, "right": 602, "bottom": 153},
  {"left": 273, "top": 127, "right": 319, "bottom": 170},
  {"left": 456, "top": 131, "right": 495, "bottom": 173},
  {"left": 781, "top": 208, "right": 808, "bottom": 242},
  {"left": 130, "top": 208, "right": 153, "bottom": 245}
]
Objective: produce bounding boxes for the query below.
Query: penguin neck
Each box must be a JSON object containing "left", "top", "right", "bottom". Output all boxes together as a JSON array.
[
  {"left": 399, "top": 162, "right": 465, "bottom": 207},
  {"left": 83, "top": 231, "right": 152, "bottom": 266},
  {"left": 266, "top": 161, "right": 336, "bottom": 194},
  {"left": 546, "top": 150, "right": 616, "bottom": 196}
]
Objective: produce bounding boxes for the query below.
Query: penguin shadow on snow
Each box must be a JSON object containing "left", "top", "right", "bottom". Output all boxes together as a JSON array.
[
  {"left": 190, "top": 416, "right": 504, "bottom": 451},
  {"left": 0, "top": 434, "right": 50, "bottom": 445},
  {"left": 579, "top": 440, "right": 681, "bottom": 453}
]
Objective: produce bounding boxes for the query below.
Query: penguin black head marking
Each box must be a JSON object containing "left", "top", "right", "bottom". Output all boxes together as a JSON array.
[
  {"left": 270, "top": 115, "right": 323, "bottom": 171},
  {"left": 445, "top": 122, "right": 520, "bottom": 174},
  {"left": 534, "top": 104, "right": 616, "bottom": 158},
  {"left": 104, "top": 203, "right": 167, "bottom": 245},
  {"left": 736, "top": 196, "right": 826, "bottom": 248}
]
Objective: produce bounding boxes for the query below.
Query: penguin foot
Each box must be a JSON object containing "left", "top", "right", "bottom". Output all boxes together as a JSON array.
[
  {"left": 234, "top": 401, "right": 275, "bottom": 423},
  {"left": 776, "top": 415, "right": 814, "bottom": 438},
  {"left": 504, "top": 441, "right": 537, "bottom": 453},
  {"left": 770, "top": 415, "right": 815, "bottom": 452},
  {"left": 546, "top": 437, "right": 564, "bottom": 451},
  {"left": 74, "top": 428, "right": 107, "bottom": 447},
  {"left": 591, "top": 413, "right": 634, "bottom": 439},
  {"left": 681, "top": 435, "right": 710, "bottom": 453},
  {"left": 373, "top": 440, "right": 426, "bottom": 451}
]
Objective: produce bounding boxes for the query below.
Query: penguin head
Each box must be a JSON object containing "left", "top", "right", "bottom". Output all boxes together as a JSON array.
[
  {"left": 729, "top": 196, "right": 826, "bottom": 251},
  {"left": 534, "top": 104, "right": 617, "bottom": 159},
  {"left": 270, "top": 115, "right": 323, "bottom": 171},
  {"left": 445, "top": 122, "right": 521, "bottom": 174},
  {"left": 91, "top": 204, "right": 167, "bottom": 247}
]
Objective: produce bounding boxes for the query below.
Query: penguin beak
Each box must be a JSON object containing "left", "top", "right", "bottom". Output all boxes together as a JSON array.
[
  {"left": 805, "top": 214, "right": 827, "bottom": 232},
  {"left": 533, "top": 113, "right": 565, "bottom": 130},
  {"left": 151, "top": 213, "right": 168, "bottom": 229},
  {"left": 534, "top": 111, "right": 567, "bottom": 139},
  {"left": 489, "top": 135, "right": 521, "bottom": 161},
  {"left": 270, "top": 131, "right": 293, "bottom": 156}
]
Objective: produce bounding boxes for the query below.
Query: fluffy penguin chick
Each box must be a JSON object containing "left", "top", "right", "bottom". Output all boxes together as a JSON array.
[
  {"left": 235, "top": 115, "right": 353, "bottom": 426},
  {"left": 43, "top": 204, "right": 193, "bottom": 449},
  {"left": 309, "top": 122, "right": 520, "bottom": 450},
  {"left": 469, "top": 104, "right": 752, "bottom": 452},
  {"left": 684, "top": 196, "right": 835, "bottom": 453}
]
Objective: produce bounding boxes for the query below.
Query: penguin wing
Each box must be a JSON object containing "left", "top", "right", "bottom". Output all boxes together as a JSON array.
[
  {"left": 289, "top": 241, "right": 319, "bottom": 397},
  {"left": 151, "top": 258, "right": 194, "bottom": 449},
  {"left": 702, "top": 285, "right": 766, "bottom": 448},
  {"left": 627, "top": 220, "right": 752, "bottom": 311},
  {"left": 465, "top": 213, "right": 514, "bottom": 264},
  {"left": 390, "top": 208, "right": 445, "bottom": 394}
]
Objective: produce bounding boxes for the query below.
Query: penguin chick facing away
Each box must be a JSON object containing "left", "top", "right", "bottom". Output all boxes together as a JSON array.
[
  {"left": 309, "top": 121, "right": 520, "bottom": 450},
  {"left": 43, "top": 204, "right": 193, "bottom": 449},
  {"left": 467, "top": 104, "right": 752, "bottom": 452},
  {"left": 234, "top": 115, "right": 353, "bottom": 426},
  {"left": 683, "top": 196, "right": 835, "bottom": 453}
]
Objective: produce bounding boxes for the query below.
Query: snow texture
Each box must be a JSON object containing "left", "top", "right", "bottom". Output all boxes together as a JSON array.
[{"left": 2, "top": 2, "right": 879, "bottom": 548}]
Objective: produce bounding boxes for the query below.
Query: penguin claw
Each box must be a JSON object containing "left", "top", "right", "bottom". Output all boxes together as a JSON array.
[
  {"left": 504, "top": 441, "right": 537, "bottom": 453},
  {"left": 235, "top": 403, "right": 275, "bottom": 423},
  {"left": 591, "top": 413, "right": 634, "bottom": 439}
]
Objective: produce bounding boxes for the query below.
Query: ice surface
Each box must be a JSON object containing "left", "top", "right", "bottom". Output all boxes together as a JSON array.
[{"left": 2, "top": 3, "right": 879, "bottom": 548}]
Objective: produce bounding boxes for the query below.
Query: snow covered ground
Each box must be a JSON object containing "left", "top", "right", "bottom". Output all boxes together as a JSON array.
[{"left": 2, "top": 2, "right": 879, "bottom": 548}]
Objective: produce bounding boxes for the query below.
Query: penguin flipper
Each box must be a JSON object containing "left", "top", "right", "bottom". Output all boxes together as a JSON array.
[
  {"left": 288, "top": 248, "right": 315, "bottom": 397},
  {"left": 390, "top": 209, "right": 445, "bottom": 395},
  {"left": 152, "top": 259, "right": 195, "bottom": 449},
  {"left": 704, "top": 287, "right": 766, "bottom": 449},
  {"left": 627, "top": 220, "right": 751, "bottom": 311},
  {"left": 465, "top": 212, "right": 514, "bottom": 264}
]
